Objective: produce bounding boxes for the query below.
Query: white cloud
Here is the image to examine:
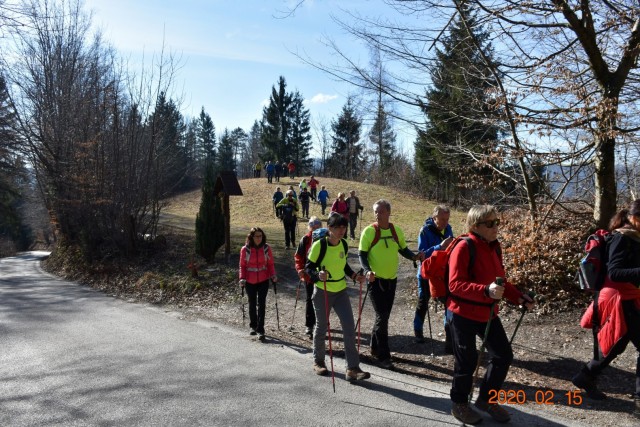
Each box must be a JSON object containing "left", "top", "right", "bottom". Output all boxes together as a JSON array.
[{"left": 308, "top": 93, "right": 338, "bottom": 104}]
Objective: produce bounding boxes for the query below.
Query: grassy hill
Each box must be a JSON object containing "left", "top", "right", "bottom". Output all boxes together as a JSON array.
[{"left": 162, "top": 176, "right": 468, "bottom": 253}]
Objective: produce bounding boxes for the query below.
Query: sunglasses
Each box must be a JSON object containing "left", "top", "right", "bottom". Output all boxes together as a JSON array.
[{"left": 476, "top": 218, "right": 500, "bottom": 228}]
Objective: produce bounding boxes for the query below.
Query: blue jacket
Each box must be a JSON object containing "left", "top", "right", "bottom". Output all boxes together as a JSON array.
[{"left": 416, "top": 217, "right": 454, "bottom": 279}]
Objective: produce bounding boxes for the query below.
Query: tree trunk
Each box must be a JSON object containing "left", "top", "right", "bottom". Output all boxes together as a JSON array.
[{"left": 593, "top": 135, "right": 617, "bottom": 228}]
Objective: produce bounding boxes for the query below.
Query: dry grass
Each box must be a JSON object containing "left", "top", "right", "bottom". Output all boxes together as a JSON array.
[{"left": 162, "top": 176, "right": 468, "bottom": 251}]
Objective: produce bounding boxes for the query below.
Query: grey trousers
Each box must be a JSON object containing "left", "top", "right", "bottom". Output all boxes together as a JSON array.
[{"left": 312, "top": 286, "right": 360, "bottom": 369}]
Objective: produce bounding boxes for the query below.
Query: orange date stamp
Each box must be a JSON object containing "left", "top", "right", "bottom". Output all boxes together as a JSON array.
[{"left": 488, "top": 389, "right": 584, "bottom": 406}]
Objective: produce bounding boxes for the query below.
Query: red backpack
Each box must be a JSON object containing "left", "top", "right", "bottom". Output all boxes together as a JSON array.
[{"left": 369, "top": 222, "right": 400, "bottom": 249}]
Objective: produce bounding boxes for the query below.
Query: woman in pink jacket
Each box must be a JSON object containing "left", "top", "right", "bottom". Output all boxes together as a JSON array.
[{"left": 239, "top": 227, "right": 277, "bottom": 341}]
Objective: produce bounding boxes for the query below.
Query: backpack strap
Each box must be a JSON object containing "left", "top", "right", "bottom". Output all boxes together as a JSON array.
[
  {"left": 370, "top": 222, "right": 400, "bottom": 249},
  {"left": 446, "top": 236, "right": 494, "bottom": 308},
  {"left": 315, "top": 237, "right": 349, "bottom": 271}
]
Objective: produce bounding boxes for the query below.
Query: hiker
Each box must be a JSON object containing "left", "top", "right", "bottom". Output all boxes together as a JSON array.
[
  {"left": 272, "top": 186, "right": 284, "bottom": 218},
  {"left": 572, "top": 199, "right": 640, "bottom": 407},
  {"left": 299, "top": 187, "right": 311, "bottom": 218},
  {"left": 414, "top": 205, "right": 455, "bottom": 349},
  {"left": 288, "top": 160, "right": 296, "bottom": 179},
  {"left": 287, "top": 185, "right": 297, "bottom": 199},
  {"left": 254, "top": 160, "right": 263, "bottom": 178},
  {"left": 447, "top": 205, "right": 534, "bottom": 425},
  {"left": 239, "top": 227, "right": 277, "bottom": 342},
  {"left": 330, "top": 193, "right": 349, "bottom": 220},
  {"left": 305, "top": 213, "right": 370, "bottom": 382},
  {"left": 266, "top": 161, "right": 275, "bottom": 183},
  {"left": 294, "top": 216, "right": 322, "bottom": 338},
  {"left": 317, "top": 185, "right": 329, "bottom": 215},
  {"left": 345, "top": 190, "right": 364, "bottom": 240},
  {"left": 299, "top": 178, "right": 308, "bottom": 192},
  {"left": 308, "top": 176, "right": 319, "bottom": 201},
  {"left": 358, "top": 199, "right": 424, "bottom": 369},
  {"left": 274, "top": 161, "right": 281, "bottom": 182},
  {"left": 276, "top": 190, "right": 299, "bottom": 249}
]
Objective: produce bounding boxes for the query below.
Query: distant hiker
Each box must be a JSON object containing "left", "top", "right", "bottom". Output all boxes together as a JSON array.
[
  {"left": 274, "top": 161, "right": 281, "bottom": 182},
  {"left": 414, "top": 205, "right": 455, "bottom": 349},
  {"left": 308, "top": 176, "right": 319, "bottom": 201},
  {"left": 447, "top": 205, "right": 533, "bottom": 425},
  {"left": 299, "top": 187, "right": 311, "bottom": 218},
  {"left": 254, "top": 161, "right": 263, "bottom": 178},
  {"left": 359, "top": 199, "right": 424, "bottom": 369},
  {"left": 345, "top": 190, "right": 364, "bottom": 240},
  {"left": 239, "top": 227, "right": 277, "bottom": 342},
  {"left": 288, "top": 160, "right": 296, "bottom": 179},
  {"left": 276, "top": 190, "right": 299, "bottom": 249},
  {"left": 317, "top": 185, "right": 329, "bottom": 215},
  {"left": 287, "top": 185, "right": 297, "bottom": 200},
  {"left": 299, "top": 178, "right": 308, "bottom": 192},
  {"left": 330, "top": 193, "right": 349, "bottom": 220},
  {"left": 266, "top": 161, "right": 275, "bottom": 183},
  {"left": 305, "top": 213, "right": 370, "bottom": 382},
  {"left": 272, "top": 186, "right": 284, "bottom": 218},
  {"left": 572, "top": 200, "right": 640, "bottom": 408},
  {"left": 295, "top": 216, "right": 323, "bottom": 338}
]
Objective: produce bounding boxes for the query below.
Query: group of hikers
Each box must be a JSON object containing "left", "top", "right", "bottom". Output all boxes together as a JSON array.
[
  {"left": 253, "top": 160, "right": 296, "bottom": 182},
  {"left": 240, "top": 181, "right": 640, "bottom": 423}
]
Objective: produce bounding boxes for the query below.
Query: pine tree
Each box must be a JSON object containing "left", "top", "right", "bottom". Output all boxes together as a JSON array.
[
  {"left": 329, "top": 98, "right": 362, "bottom": 180},
  {"left": 261, "top": 76, "right": 291, "bottom": 161},
  {"left": 217, "top": 128, "right": 237, "bottom": 172},
  {"left": 198, "top": 107, "right": 216, "bottom": 164},
  {"left": 415, "top": 3, "right": 501, "bottom": 202},
  {"left": 369, "top": 101, "right": 396, "bottom": 176},
  {"left": 195, "top": 162, "right": 225, "bottom": 263},
  {"left": 288, "top": 91, "right": 313, "bottom": 173}
]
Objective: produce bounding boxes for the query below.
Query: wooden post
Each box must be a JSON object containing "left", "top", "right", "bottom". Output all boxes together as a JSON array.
[{"left": 222, "top": 191, "right": 231, "bottom": 261}]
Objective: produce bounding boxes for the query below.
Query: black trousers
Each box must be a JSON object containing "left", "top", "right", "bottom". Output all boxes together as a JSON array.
[
  {"left": 305, "top": 280, "right": 316, "bottom": 329},
  {"left": 369, "top": 278, "right": 397, "bottom": 361},
  {"left": 310, "top": 188, "right": 317, "bottom": 201},
  {"left": 301, "top": 201, "right": 309, "bottom": 218},
  {"left": 283, "top": 218, "right": 297, "bottom": 248},
  {"left": 245, "top": 280, "right": 269, "bottom": 334},
  {"left": 349, "top": 213, "right": 358, "bottom": 238},
  {"left": 585, "top": 300, "right": 640, "bottom": 395},
  {"left": 450, "top": 312, "right": 513, "bottom": 404}
]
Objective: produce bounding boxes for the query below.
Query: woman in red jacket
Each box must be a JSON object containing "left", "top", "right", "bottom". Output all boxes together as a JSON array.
[
  {"left": 447, "top": 205, "right": 534, "bottom": 425},
  {"left": 330, "top": 192, "right": 349, "bottom": 220},
  {"left": 239, "top": 227, "right": 277, "bottom": 341}
]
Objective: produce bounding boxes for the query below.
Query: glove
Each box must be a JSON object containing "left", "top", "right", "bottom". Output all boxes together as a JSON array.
[
  {"left": 487, "top": 282, "right": 504, "bottom": 300},
  {"left": 239, "top": 279, "right": 246, "bottom": 287},
  {"left": 271, "top": 275, "right": 278, "bottom": 283}
]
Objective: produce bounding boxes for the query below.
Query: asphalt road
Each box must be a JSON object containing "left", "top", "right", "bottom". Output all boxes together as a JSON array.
[{"left": 0, "top": 252, "right": 587, "bottom": 426}]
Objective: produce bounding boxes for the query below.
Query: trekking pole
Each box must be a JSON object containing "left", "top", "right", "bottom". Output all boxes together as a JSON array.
[
  {"left": 241, "top": 285, "right": 246, "bottom": 326},
  {"left": 355, "top": 276, "right": 371, "bottom": 333},
  {"left": 289, "top": 280, "right": 302, "bottom": 331},
  {"left": 272, "top": 280, "right": 280, "bottom": 331},
  {"left": 321, "top": 265, "right": 336, "bottom": 393},
  {"left": 469, "top": 277, "right": 502, "bottom": 402},
  {"left": 426, "top": 297, "right": 435, "bottom": 357},
  {"left": 509, "top": 291, "right": 536, "bottom": 345}
]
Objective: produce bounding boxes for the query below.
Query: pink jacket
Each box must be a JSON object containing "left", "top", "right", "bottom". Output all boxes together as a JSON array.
[{"left": 239, "top": 244, "right": 276, "bottom": 285}]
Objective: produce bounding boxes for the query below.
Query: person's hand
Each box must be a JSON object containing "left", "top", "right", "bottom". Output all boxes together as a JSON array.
[
  {"left": 415, "top": 251, "right": 425, "bottom": 262},
  {"left": 366, "top": 271, "right": 376, "bottom": 282},
  {"left": 519, "top": 293, "right": 535, "bottom": 311},
  {"left": 298, "top": 270, "right": 305, "bottom": 280},
  {"left": 441, "top": 237, "right": 454, "bottom": 250},
  {"left": 239, "top": 279, "right": 246, "bottom": 287},
  {"left": 488, "top": 282, "right": 504, "bottom": 300},
  {"left": 271, "top": 275, "right": 278, "bottom": 283},
  {"left": 356, "top": 273, "right": 365, "bottom": 285},
  {"left": 318, "top": 270, "right": 328, "bottom": 282}
]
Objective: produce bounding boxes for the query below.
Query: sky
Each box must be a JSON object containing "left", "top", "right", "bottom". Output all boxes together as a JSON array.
[{"left": 84, "top": 0, "right": 418, "bottom": 154}]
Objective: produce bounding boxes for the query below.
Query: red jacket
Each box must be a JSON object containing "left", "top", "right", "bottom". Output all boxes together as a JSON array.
[
  {"left": 308, "top": 178, "right": 319, "bottom": 189},
  {"left": 447, "top": 233, "right": 522, "bottom": 322},
  {"left": 239, "top": 244, "right": 275, "bottom": 285},
  {"left": 331, "top": 199, "right": 349, "bottom": 219},
  {"left": 294, "top": 232, "right": 313, "bottom": 282},
  {"left": 581, "top": 280, "right": 640, "bottom": 357}
]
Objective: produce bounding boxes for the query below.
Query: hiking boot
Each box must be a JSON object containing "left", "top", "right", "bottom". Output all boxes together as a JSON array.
[
  {"left": 313, "top": 360, "right": 329, "bottom": 376},
  {"left": 258, "top": 333, "right": 266, "bottom": 342},
  {"left": 346, "top": 367, "right": 370, "bottom": 382},
  {"left": 249, "top": 328, "right": 257, "bottom": 336},
  {"left": 572, "top": 368, "right": 607, "bottom": 400},
  {"left": 451, "top": 402, "right": 482, "bottom": 425},
  {"left": 414, "top": 330, "right": 425, "bottom": 344},
  {"left": 305, "top": 326, "right": 313, "bottom": 338},
  {"left": 475, "top": 398, "right": 510, "bottom": 423},
  {"left": 379, "top": 359, "right": 394, "bottom": 369}
]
